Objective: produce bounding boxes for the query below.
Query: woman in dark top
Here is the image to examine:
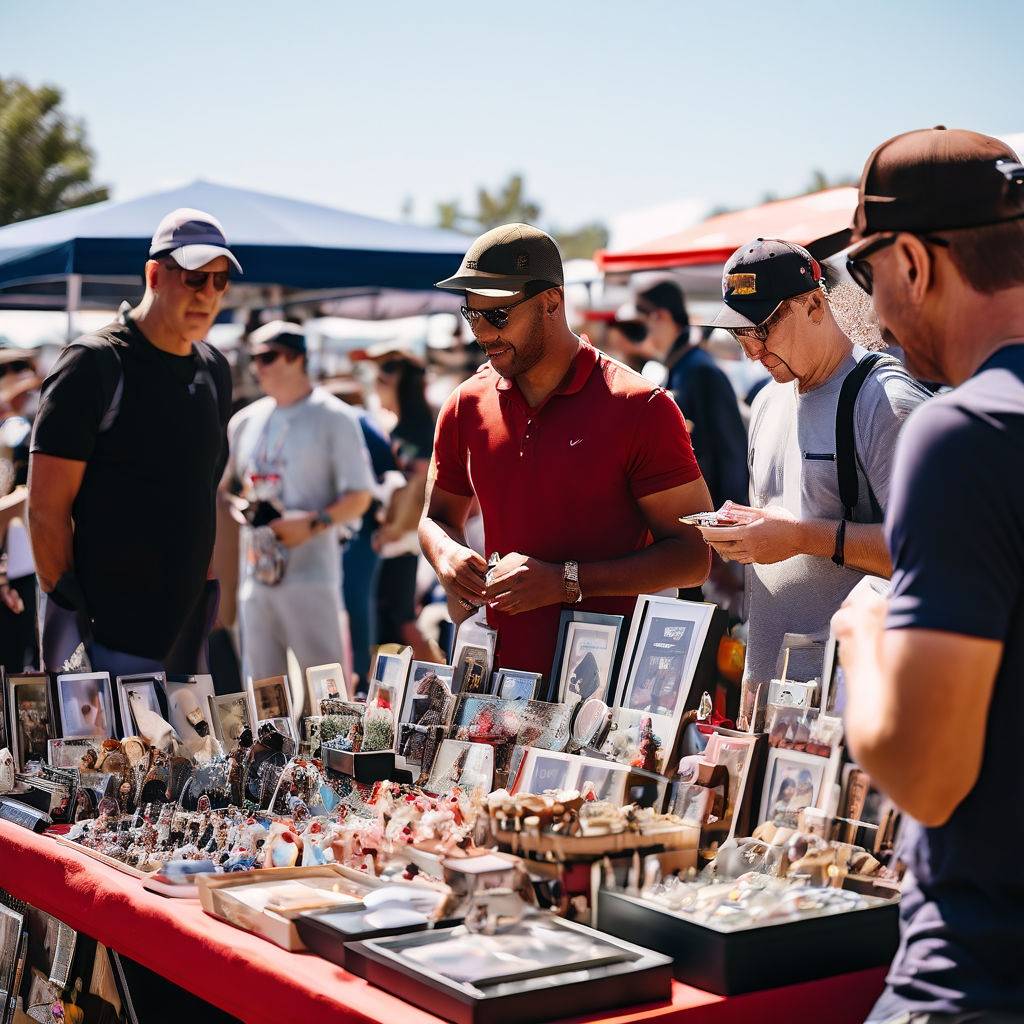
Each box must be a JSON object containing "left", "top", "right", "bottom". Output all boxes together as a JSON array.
[{"left": 372, "top": 354, "right": 439, "bottom": 661}]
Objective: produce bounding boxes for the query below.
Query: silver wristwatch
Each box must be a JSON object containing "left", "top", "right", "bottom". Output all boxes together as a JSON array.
[{"left": 563, "top": 560, "right": 582, "bottom": 604}]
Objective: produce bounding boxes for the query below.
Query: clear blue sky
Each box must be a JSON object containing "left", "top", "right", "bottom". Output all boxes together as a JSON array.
[{"left": 2, "top": 1, "right": 1021, "bottom": 232}]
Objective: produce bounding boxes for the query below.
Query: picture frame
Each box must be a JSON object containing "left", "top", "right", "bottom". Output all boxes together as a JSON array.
[
  {"left": 0, "top": 903, "right": 23, "bottom": 1017},
  {"left": 450, "top": 696, "right": 572, "bottom": 775},
  {"left": 450, "top": 616, "right": 497, "bottom": 680},
  {"left": 703, "top": 730, "right": 761, "bottom": 839},
  {"left": 452, "top": 644, "right": 491, "bottom": 697},
  {"left": 165, "top": 674, "right": 219, "bottom": 759},
  {"left": 491, "top": 668, "right": 542, "bottom": 702},
  {"left": 249, "top": 674, "right": 293, "bottom": 723},
  {"left": 55, "top": 671, "right": 115, "bottom": 741},
  {"left": 369, "top": 647, "right": 413, "bottom": 717},
  {"left": 47, "top": 737, "right": 104, "bottom": 771},
  {"left": 758, "top": 746, "right": 842, "bottom": 829},
  {"left": 510, "top": 747, "right": 575, "bottom": 796},
  {"left": 422, "top": 739, "right": 494, "bottom": 796},
  {"left": 5, "top": 671, "right": 52, "bottom": 771},
  {"left": 549, "top": 611, "right": 624, "bottom": 705},
  {"left": 397, "top": 662, "right": 454, "bottom": 732},
  {"left": 115, "top": 672, "right": 165, "bottom": 737},
  {"left": 306, "top": 663, "right": 348, "bottom": 717},
  {"left": 599, "top": 707, "right": 676, "bottom": 775},
  {"left": 209, "top": 691, "right": 259, "bottom": 746}
]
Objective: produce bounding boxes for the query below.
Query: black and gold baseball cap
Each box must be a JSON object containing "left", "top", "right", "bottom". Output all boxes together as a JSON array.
[
  {"left": 698, "top": 238, "right": 823, "bottom": 330},
  {"left": 435, "top": 223, "right": 564, "bottom": 297}
]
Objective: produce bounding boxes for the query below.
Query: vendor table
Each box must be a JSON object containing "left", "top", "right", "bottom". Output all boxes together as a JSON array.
[{"left": 0, "top": 821, "right": 887, "bottom": 1024}]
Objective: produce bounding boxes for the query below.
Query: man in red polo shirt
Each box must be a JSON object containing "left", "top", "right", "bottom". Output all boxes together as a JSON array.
[{"left": 420, "top": 223, "right": 713, "bottom": 677}]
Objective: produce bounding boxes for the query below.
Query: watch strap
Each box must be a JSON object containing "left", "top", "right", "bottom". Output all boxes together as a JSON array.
[{"left": 831, "top": 518, "right": 847, "bottom": 567}]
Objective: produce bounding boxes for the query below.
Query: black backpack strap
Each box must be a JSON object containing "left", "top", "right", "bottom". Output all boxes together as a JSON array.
[
  {"left": 65, "top": 333, "right": 125, "bottom": 434},
  {"left": 835, "top": 352, "right": 899, "bottom": 522},
  {"left": 193, "top": 343, "right": 233, "bottom": 426}
]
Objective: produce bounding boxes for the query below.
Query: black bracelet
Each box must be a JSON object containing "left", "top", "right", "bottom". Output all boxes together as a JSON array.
[{"left": 831, "top": 519, "right": 847, "bottom": 567}]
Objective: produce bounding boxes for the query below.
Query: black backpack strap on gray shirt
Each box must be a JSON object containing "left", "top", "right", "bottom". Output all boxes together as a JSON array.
[{"left": 835, "top": 352, "right": 901, "bottom": 523}]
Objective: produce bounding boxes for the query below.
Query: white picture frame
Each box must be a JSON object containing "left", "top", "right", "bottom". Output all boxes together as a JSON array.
[
  {"left": 56, "top": 672, "right": 115, "bottom": 741},
  {"left": 703, "top": 730, "right": 760, "bottom": 839},
  {"left": 491, "top": 669, "right": 542, "bottom": 702},
  {"left": 423, "top": 739, "right": 494, "bottom": 796},
  {"left": 369, "top": 647, "right": 413, "bottom": 717},
  {"left": 115, "top": 672, "right": 165, "bottom": 737},
  {"left": 248, "top": 674, "right": 293, "bottom": 723},
  {"left": 208, "top": 691, "right": 259, "bottom": 746},
  {"left": 305, "top": 663, "right": 348, "bottom": 717},
  {"left": 164, "top": 674, "right": 218, "bottom": 757},
  {"left": 758, "top": 746, "right": 842, "bottom": 828}
]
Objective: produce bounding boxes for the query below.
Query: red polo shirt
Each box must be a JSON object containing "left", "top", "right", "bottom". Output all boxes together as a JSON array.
[{"left": 432, "top": 339, "right": 702, "bottom": 678}]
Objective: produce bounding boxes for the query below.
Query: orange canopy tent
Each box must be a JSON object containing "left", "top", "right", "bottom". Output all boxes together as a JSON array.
[{"left": 596, "top": 186, "right": 857, "bottom": 273}]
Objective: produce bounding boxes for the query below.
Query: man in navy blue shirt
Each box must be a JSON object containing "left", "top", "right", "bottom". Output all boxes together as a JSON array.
[
  {"left": 833, "top": 127, "right": 1024, "bottom": 1021},
  {"left": 635, "top": 281, "right": 749, "bottom": 509}
]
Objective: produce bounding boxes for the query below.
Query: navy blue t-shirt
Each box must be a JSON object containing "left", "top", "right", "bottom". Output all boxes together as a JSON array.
[{"left": 881, "top": 344, "right": 1024, "bottom": 1015}]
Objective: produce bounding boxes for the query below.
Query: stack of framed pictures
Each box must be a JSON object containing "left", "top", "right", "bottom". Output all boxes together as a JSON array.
[{"left": 547, "top": 611, "right": 625, "bottom": 705}]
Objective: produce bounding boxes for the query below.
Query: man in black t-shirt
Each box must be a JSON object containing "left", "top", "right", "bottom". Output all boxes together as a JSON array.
[
  {"left": 833, "top": 128, "right": 1024, "bottom": 1021},
  {"left": 29, "top": 208, "right": 238, "bottom": 676}
]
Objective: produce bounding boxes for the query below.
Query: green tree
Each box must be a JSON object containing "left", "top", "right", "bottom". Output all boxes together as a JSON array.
[
  {"left": 435, "top": 172, "right": 542, "bottom": 233},
  {"left": 0, "top": 77, "right": 109, "bottom": 226},
  {"left": 553, "top": 221, "right": 609, "bottom": 261}
]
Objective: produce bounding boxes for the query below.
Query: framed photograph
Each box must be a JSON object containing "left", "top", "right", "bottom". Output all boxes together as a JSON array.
[
  {"left": 249, "top": 674, "right": 292, "bottom": 722},
  {"left": 209, "top": 691, "right": 258, "bottom": 746},
  {"left": 491, "top": 669, "right": 542, "bottom": 702},
  {"left": 398, "top": 663, "right": 453, "bottom": 727},
  {"left": 306, "top": 663, "right": 348, "bottom": 717},
  {"left": 758, "top": 747, "right": 841, "bottom": 829},
  {"left": 55, "top": 672, "right": 114, "bottom": 740},
  {"left": 549, "top": 611, "right": 624, "bottom": 705},
  {"left": 510, "top": 748, "right": 575, "bottom": 795},
  {"left": 450, "top": 617, "right": 497, "bottom": 677},
  {"left": 422, "top": 739, "right": 494, "bottom": 796},
  {"left": 47, "top": 737, "right": 104, "bottom": 771},
  {"left": 451, "top": 696, "right": 571, "bottom": 775},
  {"left": 452, "top": 644, "right": 491, "bottom": 696},
  {"left": 115, "top": 672, "right": 164, "bottom": 737},
  {"left": 165, "top": 674, "right": 218, "bottom": 758},
  {"left": 0, "top": 904, "right": 23, "bottom": 1015},
  {"left": 576, "top": 759, "right": 625, "bottom": 803},
  {"left": 6, "top": 672, "right": 52, "bottom": 771},
  {"left": 599, "top": 707, "right": 676, "bottom": 775},
  {"left": 703, "top": 730, "right": 760, "bottom": 839},
  {"left": 369, "top": 648, "right": 413, "bottom": 717}
]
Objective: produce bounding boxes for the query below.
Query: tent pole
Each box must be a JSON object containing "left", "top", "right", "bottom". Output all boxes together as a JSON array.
[{"left": 66, "top": 273, "right": 82, "bottom": 341}]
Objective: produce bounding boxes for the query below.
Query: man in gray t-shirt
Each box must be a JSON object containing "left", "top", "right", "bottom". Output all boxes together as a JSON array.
[
  {"left": 695, "top": 239, "right": 928, "bottom": 686},
  {"left": 223, "top": 323, "right": 373, "bottom": 702}
]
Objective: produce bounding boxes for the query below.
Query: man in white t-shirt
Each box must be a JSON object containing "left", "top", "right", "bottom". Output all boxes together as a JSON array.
[{"left": 223, "top": 323, "right": 373, "bottom": 707}]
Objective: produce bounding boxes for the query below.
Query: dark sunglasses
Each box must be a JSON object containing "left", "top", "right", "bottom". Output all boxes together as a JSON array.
[
  {"left": 0, "top": 360, "right": 33, "bottom": 377},
  {"left": 162, "top": 261, "right": 230, "bottom": 293},
  {"left": 251, "top": 350, "right": 284, "bottom": 367},
  {"left": 846, "top": 233, "right": 949, "bottom": 294},
  {"left": 726, "top": 302, "right": 790, "bottom": 344},
  {"left": 460, "top": 290, "right": 543, "bottom": 330}
]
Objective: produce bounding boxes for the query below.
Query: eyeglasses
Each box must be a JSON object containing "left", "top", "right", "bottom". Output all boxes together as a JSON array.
[
  {"left": 460, "top": 291, "right": 541, "bottom": 331},
  {"left": 726, "top": 302, "right": 789, "bottom": 344},
  {"left": 251, "top": 350, "right": 284, "bottom": 367},
  {"left": 162, "top": 261, "right": 230, "bottom": 293},
  {"left": 0, "top": 360, "right": 33, "bottom": 377},
  {"left": 846, "top": 233, "right": 949, "bottom": 295}
]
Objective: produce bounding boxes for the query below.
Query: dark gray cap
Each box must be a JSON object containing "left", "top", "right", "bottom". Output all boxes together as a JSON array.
[
  {"left": 435, "top": 223, "right": 563, "bottom": 297},
  {"left": 149, "top": 207, "right": 243, "bottom": 274}
]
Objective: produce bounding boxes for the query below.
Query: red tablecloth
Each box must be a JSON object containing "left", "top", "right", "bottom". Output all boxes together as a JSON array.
[{"left": 0, "top": 821, "right": 886, "bottom": 1024}]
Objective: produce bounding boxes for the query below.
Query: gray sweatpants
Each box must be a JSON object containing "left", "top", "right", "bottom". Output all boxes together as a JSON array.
[{"left": 237, "top": 577, "right": 347, "bottom": 717}]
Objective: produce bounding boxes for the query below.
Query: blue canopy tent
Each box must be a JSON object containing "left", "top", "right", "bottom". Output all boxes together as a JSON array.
[{"left": 0, "top": 180, "right": 469, "bottom": 314}]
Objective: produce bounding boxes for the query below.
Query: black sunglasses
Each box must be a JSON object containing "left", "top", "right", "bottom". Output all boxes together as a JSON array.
[
  {"left": 846, "top": 233, "right": 949, "bottom": 295},
  {"left": 460, "top": 290, "right": 547, "bottom": 330},
  {"left": 251, "top": 350, "right": 284, "bottom": 367},
  {"left": 162, "top": 261, "right": 230, "bottom": 293},
  {"left": 0, "top": 360, "right": 33, "bottom": 377}
]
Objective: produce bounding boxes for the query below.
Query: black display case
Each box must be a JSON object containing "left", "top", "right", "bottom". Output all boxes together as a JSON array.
[
  {"left": 294, "top": 905, "right": 431, "bottom": 970},
  {"left": 597, "top": 887, "right": 899, "bottom": 995}
]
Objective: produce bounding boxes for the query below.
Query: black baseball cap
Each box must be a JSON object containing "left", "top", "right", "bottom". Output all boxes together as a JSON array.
[
  {"left": 699, "top": 238, "right": 823, "bottom": 330},
  {"left": 149, "top": 207, "right": 243, "bottom": 273},
  {"left": 435, "top": 223, "right": 564, "bottom": 297},
  {"left": 248, "top": 320, "right": 306, "bottom": 357},
  {"left": 848, "top": 126, "right": 1024, "bottom": 251}
]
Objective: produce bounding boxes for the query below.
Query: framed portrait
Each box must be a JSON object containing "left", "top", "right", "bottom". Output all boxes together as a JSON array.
[
  {"left": 55, "top": 672, "right": 114, "bottom": 741},
  {"left": 7, "top": 672, "right": 54, "bottom": 770},
  {"left": 209, "top": 691, "right": 258, "bottom": 746},
  {"left": 423, "top": 739, "right": 494, "bottom": 796},
  {"left": 509, "top": 748, "right": 576, "bottom": 795},
  {"left": 306, "top": 663, "right": 348, "bottom": 717},
  {"left": 548, "top": 611, "right": 624, "bottom": 706},
  {"left": 758, "top": 747, "right": 842, "bottom": 829},
  {"left": 165, "top": 674, "right": 218, "bottom": 758},
  {"left": 47, "top": 737, "right": 104, "bottom": 771},
  {"left": 249, "top": 674, "right": 292, "bottom": 722},
  {"left": 576, "top": 759, "right": 624, "bottom": 803},
  {"left": 452, "top": 644, "right": 492, "bottom": 697},
  {"left": 398, "top": 663, "right": 454, "bottom": 730},
  {"left": 703, "top": 730, "right": 761, "bottom": 840},
  {"left": 115, "top": 672, "right": 164, "bottom": 737},
  {"left": 599, "top": 707, "right": 676, "bottom": 775},
  {"left": 491, "top": 669, "right": 542, "bottom": 702}
]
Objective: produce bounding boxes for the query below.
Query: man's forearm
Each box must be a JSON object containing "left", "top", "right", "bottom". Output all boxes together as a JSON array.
[
  {"left": 28, "top": 504, "right": 74, "bottom": 592},
  {"left": 580, "top": 534, "right": 710, "bottom": 599},
  {"left": 798, "top": 520, "right": 892, "bottom": 577},
  {"left": 418, "top": 515, "right": 467, "bottom": 576},
  {"left": 326, "top": 489, "right": 372, "bottom": 526}
]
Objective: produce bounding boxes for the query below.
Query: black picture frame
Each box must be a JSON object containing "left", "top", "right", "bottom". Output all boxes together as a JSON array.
[
  {"left": 5, "top": 670, "right": 54, "bottom": 771},
  {"left": 547, "top": 611, "right": 625, "bottom": 705}
]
